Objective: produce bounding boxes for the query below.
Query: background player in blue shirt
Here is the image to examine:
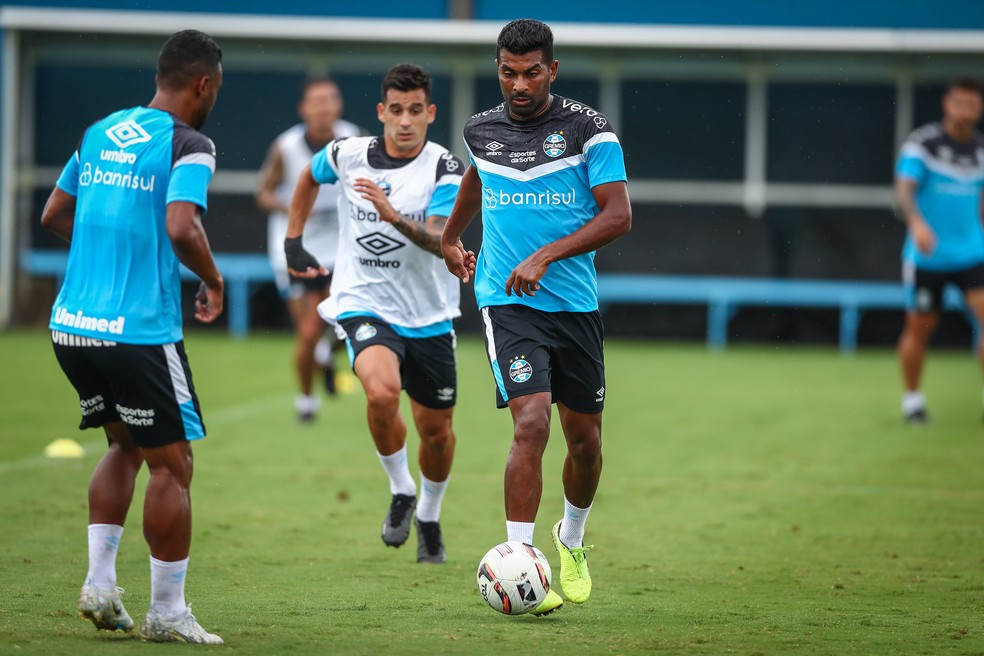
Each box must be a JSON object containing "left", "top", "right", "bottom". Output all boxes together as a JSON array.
[
  {"left": 442, "top": 19, "right": 631, "bottom": 615},
  {"left": 895, "top": 78, "right": 984, "bottom": 423},
  {"left": 41, "top": 30, "right": 225, "bottom": 643}
]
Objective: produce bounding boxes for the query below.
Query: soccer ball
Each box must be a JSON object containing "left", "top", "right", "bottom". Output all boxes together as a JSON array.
[{"left": 476, "top": 541, "right": 551, "bottom": 615}]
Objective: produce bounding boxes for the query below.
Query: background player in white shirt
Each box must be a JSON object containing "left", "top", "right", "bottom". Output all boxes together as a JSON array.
[
  {"left": 256, "top": 79, "right": 362, "bottom": 421},
  {"left": 284, "top": 64, "right": 470, "bottom": 563}
]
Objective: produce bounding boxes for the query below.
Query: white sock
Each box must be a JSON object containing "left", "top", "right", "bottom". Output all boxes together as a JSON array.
[
  {"left": 295, "top": 394, "right": 320, "bottom": 414},
  {"left": 416, "top": 473, "right": 448, "bottom": 523},
  {"left": 150, "top": 557, "right": 189, "bottom": 621},
  {"left": 377, "top": 445, "right": 417, "bottom": 496},
  {"left": 559, "top": 498, "right": 592, "bottom": 549},
  {"left": 902, "top": 391, "right": 926, "bottom": 415},
  {"left": 314, "top": 336, "right": 333, "bottom": 367},
  {"left": 86, "top": 524, "right": 123, "bottom": 589},
  {"left": 506, "top": 521, "right": 535, "bottom": 545}
]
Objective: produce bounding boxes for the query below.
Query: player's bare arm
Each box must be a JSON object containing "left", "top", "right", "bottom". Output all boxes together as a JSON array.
[
  {"left": 166, "top": 200, "right": 224, "bottom": 323},
  {"left": 895, "top": 177, "right": 936, "bottom": 255},
  {"left": 284, "top": 163, "right": 329, "bottom": 278},
  {"left": 254, "top": 142, "right": 289, "bottom": 214},
  {"left": 506, "top": 180, "right": 631, "bottom": 297},
  {"left": 440, "top": 165, "right": 481, "bottom": 282},
  {"left": 353, "top": 176, "right": 446, "bottom": 257},
  {"left": 40, "top": 186, "right": 77, "bottom": 242}
]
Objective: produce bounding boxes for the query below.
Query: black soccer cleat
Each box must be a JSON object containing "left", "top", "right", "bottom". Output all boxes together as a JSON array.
[
  {"left": 415, "top": 518, "right": 447, "bottom": 564},
  {"left": 904, "top": 408, "right": 930, "bottom": 425},
  {"left": 382, "top": 494, "right": 416, "bottom": 547},
  {"left": 323, "top": 365, "right": 337, "bottom": 396}
]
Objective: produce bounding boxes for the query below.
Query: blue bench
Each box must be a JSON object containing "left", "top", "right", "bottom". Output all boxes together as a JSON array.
[
  {"left": 596, "top": 273, "right": 972, "bottom": 353},
  {"left": 22, "top": 249, "right": 274, "bottom": 339}
]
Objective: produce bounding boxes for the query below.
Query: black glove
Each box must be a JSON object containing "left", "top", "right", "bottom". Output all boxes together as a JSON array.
[{"left": 284, "top": 236, "right": 322, "bottom": 274}]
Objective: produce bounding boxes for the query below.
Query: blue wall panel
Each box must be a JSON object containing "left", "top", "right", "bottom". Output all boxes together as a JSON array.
[
  {"left": 2, "top": 0, "right": 448, "bottom": 19},
  {"left": 6, "top": 0, "right": 984, "bottom": 28},
  {"left": 475, "top": 0, "right": 984, "bottom": 29}
]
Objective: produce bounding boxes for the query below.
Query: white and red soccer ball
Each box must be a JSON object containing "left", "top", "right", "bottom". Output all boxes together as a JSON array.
[{"left": 476, "top": 541, "right": 551, "bottom": 615}]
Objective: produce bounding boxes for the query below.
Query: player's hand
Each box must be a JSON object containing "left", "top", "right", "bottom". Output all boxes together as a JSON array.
[
  {"left": 195, "top": 280, "right": 224, "bottom": 323},
  {"left": 911, "top": 220, "right": 937, "bottom": 256},
  {"left": 285, "top": 236, "right": 328, "bottom": 278},
  {"left": 442, "top": 239, "right": 475, "bottom": 283},
  {"left": 353, "top": 178, "right": 398, "bottom": 223},
  {"left": 505, "top": 251, "right": 550, "bottom": 297}
]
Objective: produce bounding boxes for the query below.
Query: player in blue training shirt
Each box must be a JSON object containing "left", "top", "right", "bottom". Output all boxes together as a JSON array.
[
  {"left": 41, "top": 30, "right": 224, "bottom": 644},
  {"left": 895, "top": 78, "right": 984, "bottom": 424},
  {"left": 441, "top": 19, "right": 631, "bottom": 615}
]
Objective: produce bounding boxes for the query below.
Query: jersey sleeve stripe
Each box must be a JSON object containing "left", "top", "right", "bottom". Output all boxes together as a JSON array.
[
  {"left": 436, "top": 173, "right": 463, "bottom": 186},
  {"left": 584, "top": 132, "right": 621, "bottom": 151},
  {"left": 172, "top": 152, "right": 216, "bottom": 173},
  {"left": 899, "top": 142, "right": 927, "bottom": 162}
]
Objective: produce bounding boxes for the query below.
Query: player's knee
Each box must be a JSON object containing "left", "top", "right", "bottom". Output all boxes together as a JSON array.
[
  {"left": 512, "top": 413, "right": 550, "bottom": 448},
  {"left": 145, "top": 443, "right": 194, "bottom": 487},
  {"left": 364, "top": 380, "right": 401, "bottom": 417},
  {"left": 568, "top": 432, "right": 602, "bottom": 465},
  {"left": 419, "top": 420, "right": 454, "bottom": 451}
]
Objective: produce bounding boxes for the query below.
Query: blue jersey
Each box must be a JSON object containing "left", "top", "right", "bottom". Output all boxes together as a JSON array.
[
  {"left": 49, "top": 106, "right": 216, "bottom": 344},
  {"left": 463, "top": 96, "right": 627, "bottom": 312},
  {"left": 896, "top": 122, "right": 984, "bottom": 271}
]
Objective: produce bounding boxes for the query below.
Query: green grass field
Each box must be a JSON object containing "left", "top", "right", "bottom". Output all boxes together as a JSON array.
[{"left": 1, "top": 330, "right": 983, "bottom": 655}]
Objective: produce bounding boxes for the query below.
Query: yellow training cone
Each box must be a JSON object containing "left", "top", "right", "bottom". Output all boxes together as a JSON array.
[
  {"left": 336, "top": 370, "right": 357, "bottom": 395},
  {"left": 44, "top": 438, "right": 85, "bottom": 459}
]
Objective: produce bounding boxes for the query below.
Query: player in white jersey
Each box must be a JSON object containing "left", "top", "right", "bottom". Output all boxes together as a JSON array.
[
  {"left": 285, "top": 64, "right": 469, "bottom": 563},
  {"left": 256, "top": 78, "right": 362, "bottom": 421}
]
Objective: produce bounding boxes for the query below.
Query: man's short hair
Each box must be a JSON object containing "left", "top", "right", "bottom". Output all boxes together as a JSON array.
[
  {"left": 300, "top": 77, "right": 339, "bottom": 102},
  {"left": 380, "top": 64, "right": 432, "bottom": 102},
  {"left": 157, "top": 30, "right": 222, "bottom": 91},
  {"left": 946, "top": 77, "right": 982, "bottom": 96},
  {"left": 496, "top": 19, "right": 554, "bottom": 64}
]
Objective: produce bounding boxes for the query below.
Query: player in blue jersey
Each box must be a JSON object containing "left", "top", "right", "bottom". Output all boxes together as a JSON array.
[
  {"left": 896, "top": 78, "right": 984, "bottom": 424},
  {"left": 441, "top": 19, "right": 631, "bottom": 614},
  {"left": 286, "top": 64, "right": 465, "bottom": 564},
  {"left": 41, "top": 30, "right": 224, "bottom": 643}
]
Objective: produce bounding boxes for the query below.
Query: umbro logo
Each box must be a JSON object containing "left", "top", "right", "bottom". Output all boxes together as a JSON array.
[
  {"left": 485, "top": 141, "right": 505, "bottom": 154},
  {"left": 105, "top": 120, "right": 151, "bottom": 149},
  {"left": 356, "top": 232, "right": 405, "bottom": 256},
  {"left": 596, "top": 387, "right": 605, "bottom": 402}
]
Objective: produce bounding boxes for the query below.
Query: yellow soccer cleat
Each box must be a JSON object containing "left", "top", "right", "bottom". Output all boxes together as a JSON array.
[
  {"left": 552, "top": 520, "right": 593, "bottom": 604},
  {"left": 529, "top": 589, "right": 563, "bottom": 616}
]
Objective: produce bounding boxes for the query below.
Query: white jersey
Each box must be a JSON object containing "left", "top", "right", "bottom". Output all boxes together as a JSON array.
[
  {"left": 309, "top": 136, "right": 463, "bottom": 330},
  {"left": 267, "top": 120, "right": 361, "bottom": 288}
]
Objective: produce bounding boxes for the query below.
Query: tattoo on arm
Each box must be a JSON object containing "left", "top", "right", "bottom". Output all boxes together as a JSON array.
[{"left": 390, "top": 215, "right": 447, "bottom": 257}]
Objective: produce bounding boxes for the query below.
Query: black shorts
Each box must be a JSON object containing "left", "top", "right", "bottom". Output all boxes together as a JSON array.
[
  {"left": 288, "top": 272, "right": 332, "bottom": 299},
  {"left": 903, "top": 261, "right": 984, "bottom": 313},
  {"left": 480, "top": 304, "right": 606, "bottom": 413},
  {"left": 51, "top": 330, "right": 206, "bottom": 448},
  {"left": 337, "top": 316, "right": 457, "bottom": 410}
]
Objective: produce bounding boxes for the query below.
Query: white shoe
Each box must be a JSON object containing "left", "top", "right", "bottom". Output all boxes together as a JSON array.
[
  {"left": 295, "top": 393, "right": 320, "bottom": 423},
  {"left": 139, "top": 606, "right": 223, "bottom": 644},
  {"left": 77, "top": 583, "right": 134, "bottom": 631}
]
